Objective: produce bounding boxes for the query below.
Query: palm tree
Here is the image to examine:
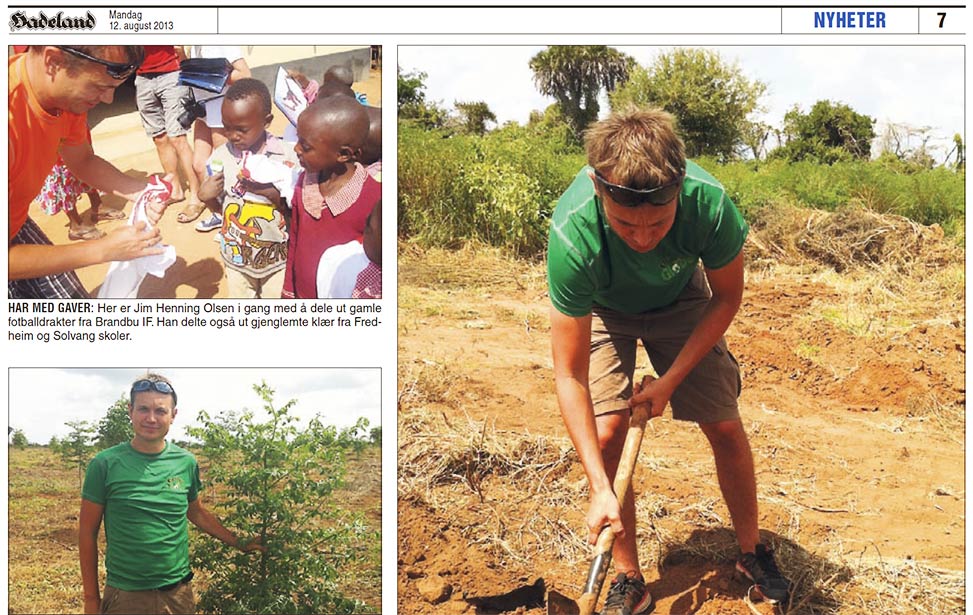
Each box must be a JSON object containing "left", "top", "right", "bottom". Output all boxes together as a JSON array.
[{"left": 529, "top": 46, "right": 634, "bottom": 141}]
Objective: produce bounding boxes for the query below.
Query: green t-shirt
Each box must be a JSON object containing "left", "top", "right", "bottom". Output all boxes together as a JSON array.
[
  {"left": 547, "top": 160, "right": 748, "bottom": 316},
  {"left": 82, "top": 441, "right": 202, "bottom": 591}
]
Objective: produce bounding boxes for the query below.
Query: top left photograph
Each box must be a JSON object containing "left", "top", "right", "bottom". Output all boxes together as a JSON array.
[{"left": 9, "top": 45, "right": 383, "bottom": 300}]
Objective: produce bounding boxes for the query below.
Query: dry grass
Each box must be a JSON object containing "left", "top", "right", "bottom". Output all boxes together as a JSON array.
[
  {"left": 748, "top": 203, "right": 961, "bottom": 274},
  {"left": 398, "top": 240, "right": 548, "bottom": 294},
  {"left": 397, "top": 397, "right": 966, "bottom": 615}
]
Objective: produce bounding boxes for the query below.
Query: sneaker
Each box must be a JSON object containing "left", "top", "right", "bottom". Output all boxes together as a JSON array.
[
  {"left": 736, "top": 543, "right": 792, "bottom": 604},
  {"left": 602, "top": 572, "right": 653, "bottom": 615},
  {"left": 195, "top": 212, "right": 222, "bottom": 232}
]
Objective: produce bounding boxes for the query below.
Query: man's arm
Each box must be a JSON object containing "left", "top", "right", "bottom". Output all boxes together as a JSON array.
[
  {"left": 187, "top": 498, "right": 264, "bottom": 552},
  {"left": 79, "top": 499, "right": 104, "bottom": 615},
  {"left": 550, "top": 308, "right": 624, "bottom": 543},
  {"left": 8, "top": 222, "right": 164, "bottom": 280},
  {"left": 629, "top": 251, "right": 745, "bottom": 411},
  {"left": 60, "top": 141, "right": 148, "bottom": 203}
]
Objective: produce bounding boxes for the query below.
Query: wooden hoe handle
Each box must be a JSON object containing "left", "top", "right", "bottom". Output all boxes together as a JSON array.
[{"left": 575, "top": 402, "right": 651, "bottom": 615}]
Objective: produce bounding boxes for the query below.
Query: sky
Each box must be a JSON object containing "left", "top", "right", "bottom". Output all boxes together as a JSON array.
[
  {"left": 8, "top": 368, "right": 382, "bottom": 445},
  {"left": 398, "top": 45, "right": 964, "bottom": 159}
]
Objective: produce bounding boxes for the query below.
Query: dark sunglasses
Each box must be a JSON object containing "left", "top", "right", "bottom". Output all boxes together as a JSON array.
[
  {"left": 593, "top": 169, "right": 685, "bottom": 207},
  {"left": 56, "top": 46, "right": 138, "bottom": 80},
  {"left": 131, "top": 379, "right": 176, "bottom": 397}
]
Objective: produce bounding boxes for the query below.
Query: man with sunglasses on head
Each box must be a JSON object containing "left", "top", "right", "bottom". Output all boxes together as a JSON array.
[
  {"left": 9, "top": 46, "right": 172, "bottom": 298},
  {"left": 548, "top": 107, "right": 790, "bottom": 615},
  {"left": 79, "top": 373, "right": 264, "bottom": 615}
]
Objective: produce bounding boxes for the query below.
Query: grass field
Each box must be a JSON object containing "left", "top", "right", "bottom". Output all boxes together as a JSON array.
[{"left": 8, "top": 446, "right": 381, "bottom": 614}]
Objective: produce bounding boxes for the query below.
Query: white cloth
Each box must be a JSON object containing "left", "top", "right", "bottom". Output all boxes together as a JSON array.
[
  {"left": 316, "top": 240, "right": 368, "bottom": 299},
  {"left": 97, "top": 179, "right": 177, "bottom": 299},
  {"left": 188, "top": 46, "right": 244, "bottom": 128},
  {"left": 219, "top": 149, "right": 298, "bottom": 206}
]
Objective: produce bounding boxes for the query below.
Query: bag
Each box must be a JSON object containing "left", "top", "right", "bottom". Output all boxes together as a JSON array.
[{"left": 178, "top": 57, "right": 232, "bottom": 93}]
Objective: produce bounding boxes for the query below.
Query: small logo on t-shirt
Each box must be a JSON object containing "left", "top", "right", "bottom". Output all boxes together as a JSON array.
[
  {"left": 660, "top": 257, "right": 694, "bottom": 282},
  {"left": 166, "top": 476, "right": 186, "bottom": 491}
]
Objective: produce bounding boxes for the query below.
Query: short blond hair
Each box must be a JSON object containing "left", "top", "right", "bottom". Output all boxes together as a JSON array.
[{"left": 584, "top": 106, "right": 686, "bottom": 189}]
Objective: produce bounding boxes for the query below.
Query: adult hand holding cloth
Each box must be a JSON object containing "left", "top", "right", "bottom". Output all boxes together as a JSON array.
[{"left": 97, "top": 177, "right": 176, "bottom": 299}]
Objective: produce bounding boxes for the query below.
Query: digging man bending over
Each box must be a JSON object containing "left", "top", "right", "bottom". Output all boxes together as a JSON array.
[
  {"left": 79, "top": 373, "right": 264, "bottom": 615},
  {"left": 548, "top": 106, "right": 791, "bottom": 614}
]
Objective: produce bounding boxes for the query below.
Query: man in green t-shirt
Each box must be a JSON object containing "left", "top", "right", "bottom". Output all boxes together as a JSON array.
[
  {"left": 79, "top": 373, "right": 263, "bottom": 615},
  {"left": 548, "top": 107, "right": 790, "bottom": 615}
]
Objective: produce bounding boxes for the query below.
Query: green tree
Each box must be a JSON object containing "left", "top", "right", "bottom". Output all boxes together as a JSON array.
[
  {"left": 95, "top": 396, "right": 134, "bottom": 450},
  {"left": 530, "top": 45, "right": 634, "bottom": 142},
  {"left": 610, "top": 48, "right": 766, "bottom": 159},
  {"left": 186, "top": 383, "right": 375, "bottom": 614},
  {"left": 61, "top": 420, "right": 96, "bottom": 488},
  {"left": 369, "top": 426, "right": 382, "bottom": 446},
  {"left": 11, "top": 429, "right": 28, "bottom": 449},
  {"left": 775, "top": 100, "right": 876, "bottom": 163},
  {"left": 48, "top": 435, "right": 62, "bottom": 454},
  {"left": 454, "top": 100, "right": 497, "bottom": 135},
  {"left": 398, "top": 67, "right": 448, "bottom": 129}
]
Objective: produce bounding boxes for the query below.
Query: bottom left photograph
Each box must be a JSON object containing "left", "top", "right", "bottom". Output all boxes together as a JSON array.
[{"left": 7, "top": 367, "right": 382, "bottom": 615}]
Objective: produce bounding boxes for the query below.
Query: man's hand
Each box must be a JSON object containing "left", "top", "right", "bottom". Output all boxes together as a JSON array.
[
  {"left": 121, "top": 173, "right": 176, "bottom": 225},
  {"left": 84, "top": 596, "right": 101, "bottom": 615},
  {"left": 586, "top": 487, "right": 624, "bottom": 545},
  {"left": 629, "top": 374, "right": 673, "bottom": 419},
  {"left": 238, "top": 535, "right": 267, "bottom": 554},
  {"left": 100, "top": 222, "right": 164, "bottom": 262}
]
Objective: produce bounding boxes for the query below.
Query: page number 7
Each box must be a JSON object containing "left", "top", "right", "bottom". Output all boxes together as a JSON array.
[{"left": 937, "top": 12, "right": 946, "bottom": 27}]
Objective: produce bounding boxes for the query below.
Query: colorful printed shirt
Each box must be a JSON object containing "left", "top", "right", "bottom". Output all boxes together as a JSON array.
[
  {"left": 548, "top": 160, "right": 748, "bottom": 316},
  {"left": 209, "top": 133, "right": 298, "bottom": 278},
  {"left": 82, "top": 442, "right": 202, "bottom": 591}
]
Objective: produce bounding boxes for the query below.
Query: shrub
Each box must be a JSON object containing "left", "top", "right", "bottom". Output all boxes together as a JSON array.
[{"left": 187, "top": 383, "right": 375, "bottom": 614}]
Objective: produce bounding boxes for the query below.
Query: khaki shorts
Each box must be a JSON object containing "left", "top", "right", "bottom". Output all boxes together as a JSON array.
[
  {"left": 135, "top": 71, "right": 191, "bottom": 138},
  {"left": 589, "top": 267, "right": 742, "bottom": 424},
  {"left": 101, "top": 581, "right": 195, "bottom": 615}
]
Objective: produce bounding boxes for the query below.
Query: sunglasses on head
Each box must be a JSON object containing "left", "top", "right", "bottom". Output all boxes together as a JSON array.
[
  {"left": 55, "top": 46, "right": 138, "bottom": 80},
  {"left": 593, "top": 169, "right": 685, "bottom": 207},
  {"left": 131, "top": 379, "right": 176, "bottom": 397}
]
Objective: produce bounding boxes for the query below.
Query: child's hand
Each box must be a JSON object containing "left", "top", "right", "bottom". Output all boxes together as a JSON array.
[
  {"left": 198, "top": 172, "right": 224, "bottom": 202},
  {"left": 286, "top": 69, "right": 310, "bottom": 90},
  {"left": 239, "top": 178, "right": 282, "bottom": 205}
]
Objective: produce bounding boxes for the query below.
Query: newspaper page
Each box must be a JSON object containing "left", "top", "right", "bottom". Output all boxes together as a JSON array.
[{"left": 4, "top": 2, "right": 968, "bottom": 615}]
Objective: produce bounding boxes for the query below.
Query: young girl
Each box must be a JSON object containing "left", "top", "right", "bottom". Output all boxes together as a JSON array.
[
  {"left": 282, "top": 96, "right": 380, "bottom": 298},
  {"left": 37, "top": 155, "right": 124, "bottom": 241}
]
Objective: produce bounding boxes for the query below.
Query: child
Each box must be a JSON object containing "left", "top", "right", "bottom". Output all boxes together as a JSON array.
[
  {"left": 197, "top": 78, "right": 298, "bottom": 299},
  {"left": 352, "top": 199, "right": 381, "bottom": 299},
  {"left": 37, "top": 127, "right": 127, "bottom": 241},
  {"left": 283, "top": 96, "right": 380, "bottom": 299},
  {"left": 324, "top": 65, "right": 368, "bottom": 105},
  {"left": 37, "top": 158, "right": 114, "bottom": 241},
  {"left": 288, "top": 64, "right": 366, "bottom": 106},
  {"left": 362, "top": 106, "right": 382, "bottom": 181},
  {"left": 315, "top": 200, "right": 381, "bottom": 299}
]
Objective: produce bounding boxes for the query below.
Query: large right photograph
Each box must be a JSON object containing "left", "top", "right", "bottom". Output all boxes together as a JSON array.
[{"left": 396, "top": 46, "right": 964, "bottom": 615}]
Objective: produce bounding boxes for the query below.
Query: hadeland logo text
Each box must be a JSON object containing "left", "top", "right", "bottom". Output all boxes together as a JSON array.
[{"left": 9, "top": 10, "right": 96, "bottom": 31}]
